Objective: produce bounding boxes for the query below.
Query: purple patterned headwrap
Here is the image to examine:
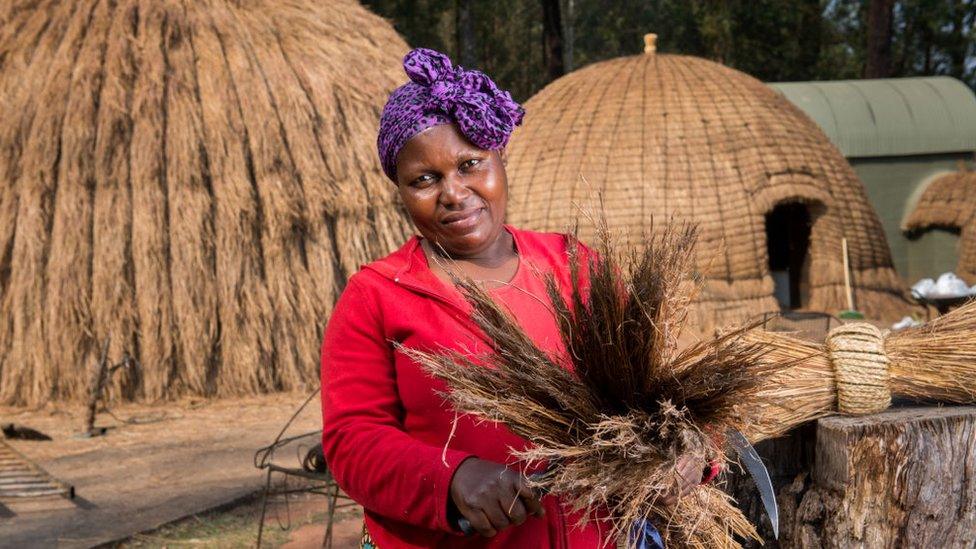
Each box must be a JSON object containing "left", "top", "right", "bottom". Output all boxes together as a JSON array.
[{"left": 377, "top": 48, "right": 525, "bottom": 181}]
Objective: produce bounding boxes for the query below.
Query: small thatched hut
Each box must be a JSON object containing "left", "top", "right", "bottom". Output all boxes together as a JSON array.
[
  {"left": 505, "top": 36, "right": 912, "bottom": 330},
  {"left": 0, "top": 0, "right": 411, "bottom": 405},
  {"left": 902, "top": 169, "right": 976, "bottom": 283}
]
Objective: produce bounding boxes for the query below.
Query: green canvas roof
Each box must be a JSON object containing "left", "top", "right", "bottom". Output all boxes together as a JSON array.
[{"left": 769, "top": 77, "right": 976, "bottom": 158}]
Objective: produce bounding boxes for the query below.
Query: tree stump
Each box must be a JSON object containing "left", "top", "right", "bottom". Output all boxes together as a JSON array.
[{"left": 783, "top": 406, "right": 976, "bottom": 548}]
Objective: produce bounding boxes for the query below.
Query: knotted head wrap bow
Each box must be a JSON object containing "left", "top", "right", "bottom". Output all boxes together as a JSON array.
[{"left": 377, "top": 48, "right": 525, "bottom": 181}]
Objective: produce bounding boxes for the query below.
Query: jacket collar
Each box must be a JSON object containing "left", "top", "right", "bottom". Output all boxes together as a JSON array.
[{"left": 362, "top": 224, "right": 526, "bottom": 306}]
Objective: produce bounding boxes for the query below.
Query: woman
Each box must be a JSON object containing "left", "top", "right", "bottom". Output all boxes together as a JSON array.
[{"left": 321, "top": 48, "right": 710, "bottom": 548}]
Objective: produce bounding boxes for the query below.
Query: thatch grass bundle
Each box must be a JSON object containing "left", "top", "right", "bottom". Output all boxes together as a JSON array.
[
  {"left": 747, "top": 299, "right": 976, "bottom": 441},
  {"left": 406, "top": 215, "right": 976, "bottom": 546},
  {"left": 403, "top": 223, "right": 794, "bottom": 548}
]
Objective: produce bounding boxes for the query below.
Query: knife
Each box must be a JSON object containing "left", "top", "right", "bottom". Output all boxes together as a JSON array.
[{"left": 727, "top": 429, "right": 779, "bottom": 539}]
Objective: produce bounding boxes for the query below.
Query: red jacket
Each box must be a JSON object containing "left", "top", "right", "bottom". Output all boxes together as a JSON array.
[{"left": 321, "top": 226, "right": 611, "bottom": 548}]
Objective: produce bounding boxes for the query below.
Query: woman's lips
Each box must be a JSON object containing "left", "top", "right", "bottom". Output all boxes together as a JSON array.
[{"left": 440, "top": 208, "right": 484, "bottom": 231}]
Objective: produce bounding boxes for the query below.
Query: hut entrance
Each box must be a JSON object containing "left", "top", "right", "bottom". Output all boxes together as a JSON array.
[{"left": 766, "top": 202, "right": 811, "bottom": 309}]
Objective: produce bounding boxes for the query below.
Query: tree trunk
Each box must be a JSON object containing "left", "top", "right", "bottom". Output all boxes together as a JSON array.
[
  {"left": 561, "top": 0, "right": 574, "bottom": 72},
  {"left": 946, "top": 6, "right": 967, "bottom": 79},
  {"left": 781, "top": 407, "right": 976, "bottom": 547},
  {"left": 864, "top": 0, "right": 894, "bottom": 78},
  {"left": 796, "top": 0, "right": 822, "bottom": 79},
  {"left": 541, "top": 0, "right": 565, "bottom": 80},
  {"left": 895, "top": 3, "right": 915, "bottom": 76},
  {"left": 455, "top": 0, "right": 477, "bottom": 68}
]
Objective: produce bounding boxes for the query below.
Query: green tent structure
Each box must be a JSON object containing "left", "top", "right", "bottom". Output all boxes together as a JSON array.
[{"left": 771, "top": 77, "right": 976, "bottom": 285}]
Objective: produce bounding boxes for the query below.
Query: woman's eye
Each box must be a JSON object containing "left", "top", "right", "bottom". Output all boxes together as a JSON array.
[
  {"left": 460, "top": 158, "right": 481, "bottom": 171},
  {"left": 411, "top": 174, "right": 435, "bottom": 187}
]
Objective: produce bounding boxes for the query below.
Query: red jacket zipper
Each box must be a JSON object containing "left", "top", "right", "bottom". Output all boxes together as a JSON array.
[
  {"left": 389, "top": 274, "right": 497, "bottom": 349},
  {"left": 555, "top": 499, "right": 568, "bottom": 549}
]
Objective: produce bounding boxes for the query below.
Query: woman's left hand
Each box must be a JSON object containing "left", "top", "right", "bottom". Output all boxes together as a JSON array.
[{"left": 659, "top": 454, "right": 704, "bottom": 506}]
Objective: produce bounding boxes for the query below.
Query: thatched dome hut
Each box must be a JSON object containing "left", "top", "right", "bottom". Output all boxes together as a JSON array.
[
  {"left": 505, "top": 36, "right": 912, "bottom": 330},
  {"left": 902, "top": 170, "right": 976, "bottom": 282},
  {"left": 0, "top": 0, "right": 412, "bottom": 405}
]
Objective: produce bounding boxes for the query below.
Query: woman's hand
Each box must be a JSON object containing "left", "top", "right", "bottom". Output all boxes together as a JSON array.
[
  {"left": 658, "top": 453, "right": 706, "bottom": 507},
  {"left": 449, "top": 457, "right": 545, "bottom": 537}
]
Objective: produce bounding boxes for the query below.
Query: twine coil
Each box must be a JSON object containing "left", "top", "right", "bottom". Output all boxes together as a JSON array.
[{"left": 825, "top": 323, "right": 891, "bottom": 415}]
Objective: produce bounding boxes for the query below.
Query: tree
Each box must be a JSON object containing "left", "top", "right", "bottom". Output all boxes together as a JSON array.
[
  {"left": 866, "top": 0, "right": 896, "bottom": 77},
  {"left": 828, "top": 0, "right": 976, "bottom": 88},
  {"left": 456, "top": 0, "right": 478, "bottom": 67},
  {"left": 362, "top": 0, "right": 976, "bottom": 100},
  {"left": 541, "top": 0, "right": 566, "bottom": 79},
  {"left": 562, "top": 0, "right": 576, "bottom": 71}
]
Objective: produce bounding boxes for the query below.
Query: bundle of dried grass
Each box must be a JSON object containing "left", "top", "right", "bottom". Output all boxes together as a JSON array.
[
  {"left": 748, "top": 299, "right": 976, "bottom": 441},
  {"left": 403, "top": 210, "right": 976, "bottom": 545},
  {"left": 403, "top": 222, "right": 792, "bottom": 548}
]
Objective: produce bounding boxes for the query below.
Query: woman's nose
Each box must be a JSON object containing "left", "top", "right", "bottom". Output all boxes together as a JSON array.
[{"left": 439, "top": 174, "right": 470, "bottom": 206}]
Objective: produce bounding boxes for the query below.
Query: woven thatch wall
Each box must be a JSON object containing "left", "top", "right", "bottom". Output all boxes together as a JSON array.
[
  {"left": 902, "top": 170, "right": 976, "bottom": 282},
  {"left": 505, "top": 48, "right": 912, "bottom": 331},
  {"left": 0, "top": 0, "right": 412, "bottom": 405}
]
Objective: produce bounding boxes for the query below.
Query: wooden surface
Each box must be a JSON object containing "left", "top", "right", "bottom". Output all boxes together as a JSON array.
[{"left": 781, "top": 406, "right": 976, "bottom": 548}]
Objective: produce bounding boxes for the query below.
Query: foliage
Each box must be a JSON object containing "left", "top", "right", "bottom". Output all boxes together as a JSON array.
[
  {"left": 363, "top": 0, "right": 976, "bottom": 100},
  {"left": 827, "top": 0, "right": 976, "bottom": 86},
  {"left": 363, "top": 0, "right": 547, "bottom": 100}
]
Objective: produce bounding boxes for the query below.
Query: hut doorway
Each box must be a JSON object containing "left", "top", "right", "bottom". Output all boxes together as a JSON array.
[{"left": 766, "top": 202, "right": 812, "bottom": 309}]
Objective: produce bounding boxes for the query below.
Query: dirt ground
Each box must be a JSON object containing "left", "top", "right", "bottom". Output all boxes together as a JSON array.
[
  {"left": 115, "top": 491, "right": 365, "bottom": 548},
  {"left": 0, "top": 392, "right": 364, "bottom": 548}
]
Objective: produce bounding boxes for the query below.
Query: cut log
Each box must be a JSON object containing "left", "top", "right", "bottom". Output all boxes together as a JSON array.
[{"left": 784, "top": 406, "right": 976, "bottom": 547}]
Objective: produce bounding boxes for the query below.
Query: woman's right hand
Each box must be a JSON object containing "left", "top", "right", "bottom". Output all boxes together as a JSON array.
[{"left": 449, "top": 457, "right": 545, "bottom": 537}]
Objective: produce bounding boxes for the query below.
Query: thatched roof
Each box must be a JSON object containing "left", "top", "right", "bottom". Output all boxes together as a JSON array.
[
  {"left": 505, "top": 43, "right": 912, "bottom": 330},
  {"left": 0, "top": 0, "right": 412, "bottom": 405},
  {"left": 902, "top": 170, "right": 976, "bottom": 281}
]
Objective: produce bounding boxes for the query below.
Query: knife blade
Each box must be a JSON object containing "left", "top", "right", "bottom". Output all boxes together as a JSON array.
[{"left": 727, "top": 429, "right": 779, "bottom": 539}]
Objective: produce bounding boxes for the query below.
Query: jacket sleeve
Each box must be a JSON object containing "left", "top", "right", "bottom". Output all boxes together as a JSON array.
[
  {"left": 701, "top": 460, "right": 722, "bottom": 484},
  {"left": 320, "top": 278, "right": 473, "bottom": 533}
]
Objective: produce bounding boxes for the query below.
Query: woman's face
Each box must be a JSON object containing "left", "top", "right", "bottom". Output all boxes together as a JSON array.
[{"left": 395, "top": 123, "right": 508, "bottom": 258}]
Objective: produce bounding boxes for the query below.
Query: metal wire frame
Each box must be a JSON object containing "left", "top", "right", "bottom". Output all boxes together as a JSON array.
[{"left": 254, "top": 389, "right": 356, "bottom": 548}]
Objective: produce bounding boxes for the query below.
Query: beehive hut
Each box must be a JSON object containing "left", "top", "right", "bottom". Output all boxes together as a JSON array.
[
  {"left": 902, "top": 169, "right": 976, "bottom": 283},
  {"left": 505, "top": 35, "right": 912, "bottom": 330},
  {"left": 0, "top": 0, "right": 412, "bottom": 405}
]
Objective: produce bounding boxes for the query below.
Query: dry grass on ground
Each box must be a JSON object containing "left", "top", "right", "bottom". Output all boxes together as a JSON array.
[{"left": 114, "top": 492, "right": 364, "bottom": 549}]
